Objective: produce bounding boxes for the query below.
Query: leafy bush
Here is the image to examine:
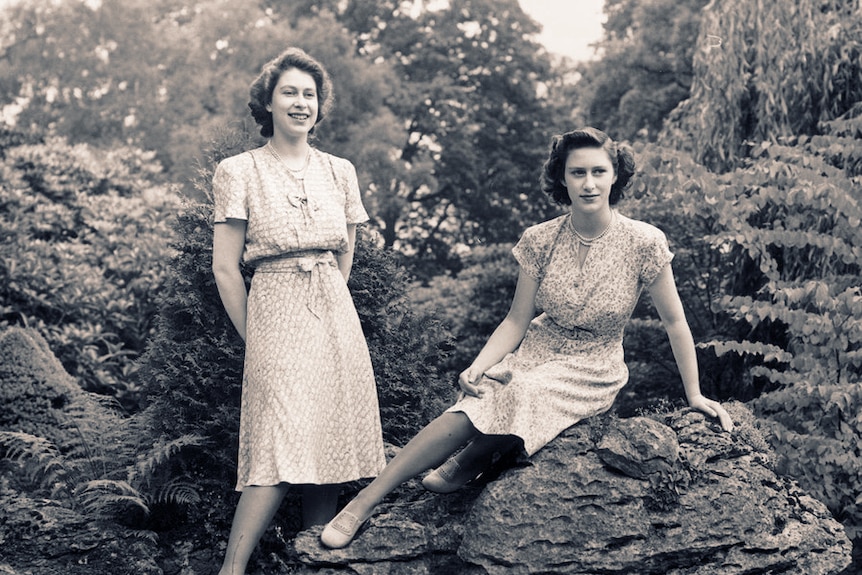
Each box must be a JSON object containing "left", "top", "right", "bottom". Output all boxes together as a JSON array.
[
  {"left": 409, "top": 243, "right": 520, "bottom": 383},
  {"left": 631, "top": 109, "right": 862, "bottom": 544},
  {"left": 350, "top": 228, "right": 455, "bottom": 443},
  {"left": 647, "top": 0, "right": 862, "bottom": 550},
  {"left": 711, "top": 117, "right": 862, "bottom": 540},
  {"left": 0, "top": 127, "right": 180, "bottom": 409}
]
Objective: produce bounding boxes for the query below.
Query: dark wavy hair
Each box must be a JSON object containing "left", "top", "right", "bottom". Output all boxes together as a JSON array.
[
  {"left": 248, "top": 47, "right": 333, "bottom": 138},
  {"left": 539, "top": 127, "right": 635, "bottom": 206}
]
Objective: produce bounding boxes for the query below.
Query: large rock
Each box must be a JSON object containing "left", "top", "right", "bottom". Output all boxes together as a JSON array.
[{"left": 295, "top": 404, "right": 852, "bottom": 574}]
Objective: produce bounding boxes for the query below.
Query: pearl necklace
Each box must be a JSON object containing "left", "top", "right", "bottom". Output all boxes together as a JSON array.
[
  {"left": 569, "top": 211, "right": 615, "bottom": 246},
  {"left": 267, "top": 142, "right": 310, "bottom": 178}
]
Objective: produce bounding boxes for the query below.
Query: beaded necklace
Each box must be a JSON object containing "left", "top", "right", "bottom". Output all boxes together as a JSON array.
[
  {"left": 569, "top": 210, "right": 615, "bottom": 246},
  {"left": 267, "top": 142, "right": 311, "bottom": 179}
]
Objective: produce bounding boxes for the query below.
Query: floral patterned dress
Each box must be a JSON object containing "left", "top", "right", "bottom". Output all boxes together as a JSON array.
[
  {"left": 447, "top": 212, "right": 674, "bottom": 455},
  {"left": 212, "top": 145, "right": 386, "bottom": 489}
]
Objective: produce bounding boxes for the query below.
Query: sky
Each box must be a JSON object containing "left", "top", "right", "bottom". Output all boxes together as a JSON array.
[
  {"left": 519, "top": 0, "right": 606, "bottom": 62},
  {"left": 0, "top": 0, "right": 607, "bottom": 64}
]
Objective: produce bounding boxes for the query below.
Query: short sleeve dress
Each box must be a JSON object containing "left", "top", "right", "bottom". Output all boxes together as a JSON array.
[
  {"left": 447, "top": 211, "right": 674, "bottom": 456},
  {"left": 212, "top": 145, "right": 386, "bottom": 489}
]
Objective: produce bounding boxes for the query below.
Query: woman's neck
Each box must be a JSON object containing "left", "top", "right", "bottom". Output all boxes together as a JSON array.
[
  {"left": 570, "top": 208, "right": 614, "bottom": 238},
  {"left": 269, "top": 134, "right": 310, "bottom": 164}
]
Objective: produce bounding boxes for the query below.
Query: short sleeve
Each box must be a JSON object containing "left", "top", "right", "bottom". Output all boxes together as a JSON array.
[
  {"left": 334, "top": 158, "right": 369, "bottom": 225},
  {"left": 212, "top": 159, "right": 248, "bottom": 223},
  {"left": 639, "top": 229, "right": 674, "bottom": 286},
  {"left": 512, "top": 226, "right": 544, "bottom": 281}
]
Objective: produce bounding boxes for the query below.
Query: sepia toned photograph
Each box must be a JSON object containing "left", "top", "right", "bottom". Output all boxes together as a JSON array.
[{"left": 0, "top": 0, "right": 859, "bottom": 573}]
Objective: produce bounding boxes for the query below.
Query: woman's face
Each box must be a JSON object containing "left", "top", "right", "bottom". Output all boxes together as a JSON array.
[
  {"left": 562, "top": 146, "right": 617, "bottom": 214},
  {"left": 267, "top": 67, "right": 319, "bottom": 139}
]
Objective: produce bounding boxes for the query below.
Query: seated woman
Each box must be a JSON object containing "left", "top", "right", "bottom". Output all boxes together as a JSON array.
[{"left": 321, "top": 126, "right": 733, "bottom": 549}]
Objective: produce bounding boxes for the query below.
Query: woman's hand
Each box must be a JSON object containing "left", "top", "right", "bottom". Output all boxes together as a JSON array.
[
  {"left": 458, "top": 366, "right": 485, "bottom": 399},
  {"left": 688, "top": 395, "right": 734, "bottom": 432}
]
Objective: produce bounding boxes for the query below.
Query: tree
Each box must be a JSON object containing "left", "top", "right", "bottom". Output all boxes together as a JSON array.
[
  {"left": 0, "top": 0, "right": 185, "bottom": 173},
  {"left": 661, "top": 0, "right": 862, "bottom": 172},
  {"left": 296, "top": 0, "right": 567, "bottom": 275},
  {"left": 0, "top": 0, "right": 402, "bottom": 189},
  {"left": 574, "top": 0, "right": 709, "bottom": 142}
]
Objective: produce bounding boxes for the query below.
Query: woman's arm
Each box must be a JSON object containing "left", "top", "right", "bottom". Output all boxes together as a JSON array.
[
  {"left": 648, "top": 264, "right": 733, "bottom": 431},
  {"left": 336, "top": 224, "right": 358, "bottom": 281},
  {"left": 212, "top": 219, "right": 249, "bottom": 342},
  {"left": 459, "top": 268, "right": 540, "bottom": 398}
]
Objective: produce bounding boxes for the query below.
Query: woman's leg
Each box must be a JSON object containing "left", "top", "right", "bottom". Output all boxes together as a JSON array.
[
  {"left": 218, "top": 483, "right": 290, "bottom": 575},
  {"left": 301, "top": 484, "right": 340, "bottom": 528},
  {"left": 338, "top": 411, "right": 479, "bottom": 520},
  {"left": 451, "top": 433, "right": 521, "bottom": 478}
]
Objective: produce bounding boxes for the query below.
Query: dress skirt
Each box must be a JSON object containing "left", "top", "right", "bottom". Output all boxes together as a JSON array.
[
  {"left": 236, "top": 250, "right": 386, "bottom": 489},
  {"left": 447, "top": 314, "right": 629, "bottom": 456}
]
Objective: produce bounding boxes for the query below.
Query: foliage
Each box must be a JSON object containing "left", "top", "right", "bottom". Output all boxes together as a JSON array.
[
  {"left": 409, "top": 243, "right": 520, "bottom": 381},
  {"left": 0, "top": 326, "right": 202, "bottom": 536},
  {"left": 639, "top": 0, "right": 862, "bottom": 546},
  {"left": 0, "top": 127, "right": 179, "bottom": 408},
  {"left": 662, "top": 64, "right": 862, "bottom": 394},
  {"left": 754, "top": 382, "right": 862, "bottom": 539},
  {"left": 629, "top": 119, "right": 862, "bottom": 542},
  {"left": 0, "top": 0, "right": 401, "bottom": 189},
  {"left": 335, "top": 0, "right": 562, "bottom": 271},
  {"left": 575, "top": 0, "right": 710, "bottom": 141},
  {"left": 349, "top": 227, "right": 455, "bottom": 443},
  {"left": 712, "top": 122, "right": 862, "bottom": 540},
  {"left": 662, "top": 0, "right": 862, "bottom": 172}
]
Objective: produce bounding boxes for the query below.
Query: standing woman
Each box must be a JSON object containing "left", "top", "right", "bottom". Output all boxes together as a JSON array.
[
  {"left": 321, "top": 126, "right": 733, "bottom": 549},
  {"left": 211, "top": 47, "right": 386, "bottom": 574}
]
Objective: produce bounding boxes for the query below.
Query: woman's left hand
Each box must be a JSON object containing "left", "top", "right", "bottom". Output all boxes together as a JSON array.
[{"left": 688, "top": 395, "right": 734, "bottom": 432}]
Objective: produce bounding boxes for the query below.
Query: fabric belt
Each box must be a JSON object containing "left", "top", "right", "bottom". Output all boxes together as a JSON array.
[{"left": 254, "top": 251, "right": 336, "bottom": 319}]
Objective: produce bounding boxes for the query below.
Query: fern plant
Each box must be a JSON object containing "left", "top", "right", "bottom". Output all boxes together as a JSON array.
[{"left": 0, "top": 421, "right": 205, "bottom": 528}]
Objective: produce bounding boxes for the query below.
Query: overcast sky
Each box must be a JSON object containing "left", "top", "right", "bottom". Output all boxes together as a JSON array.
[{"left": 520, "top": 0, "right": 605, "bottom": 62}]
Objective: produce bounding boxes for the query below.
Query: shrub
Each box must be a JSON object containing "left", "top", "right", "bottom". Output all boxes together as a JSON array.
[
  {"left": 712, "top": 117, "right": 862, "bottom": 540},
  {"left": 0, "top": 127, "right": 179, "bottom": 409},
  {"left": 409, "top": 243, "right": 519, "bottom": 382},
  {"left": 630, "top": 110, "right": 862, "bottom": 544}
]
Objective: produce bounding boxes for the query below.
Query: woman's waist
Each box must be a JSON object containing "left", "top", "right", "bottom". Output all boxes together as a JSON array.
[
  {"left": 531, "top": 313, "right": 613, "bottom": 341},
  {"left": 252, "top": 250, "right": 336, "bottom": 273}
]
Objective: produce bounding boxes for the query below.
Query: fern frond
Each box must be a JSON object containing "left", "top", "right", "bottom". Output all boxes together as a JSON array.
[
  {"left": 0, "top": 431, "right": 73, "bottom": 495},
  {"left": 74, "top": 479, "right": 149, "bottom": 518},
  {"left": 129, "top": 433, "right": 206, "bottom": 486},
  {"left": 124, "top": 529, "right": 159, "bottom": 544},
  {"left": 152, "top": 477, "right": 201, "bottom": 506}
]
